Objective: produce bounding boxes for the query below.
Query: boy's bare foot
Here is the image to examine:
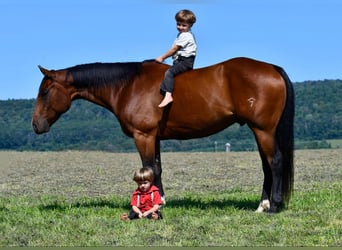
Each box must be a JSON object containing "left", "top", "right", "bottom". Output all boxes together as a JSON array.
[
  {"left": 151, "top": 212, "right": 159, "bottom": 220},
  {"left": 121, "top": 213, "right": 128, "bottom": 221},
  {"left": 158, "top": 93, "right": 173, "bottom": 108}
]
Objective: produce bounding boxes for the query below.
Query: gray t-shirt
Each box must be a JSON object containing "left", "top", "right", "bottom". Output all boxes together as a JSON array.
[{"left": 172, "top": 31, "right": 197, "bottom": 59}]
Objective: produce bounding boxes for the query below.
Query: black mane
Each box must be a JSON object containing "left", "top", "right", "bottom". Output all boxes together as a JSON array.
[{"left": 65, "top": 62, "right": 143, "bottom": 89}]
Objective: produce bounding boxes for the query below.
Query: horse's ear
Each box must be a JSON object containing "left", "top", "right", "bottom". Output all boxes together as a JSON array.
[{"left": 38, "top": 65, "right": 56, "bottom": 79}]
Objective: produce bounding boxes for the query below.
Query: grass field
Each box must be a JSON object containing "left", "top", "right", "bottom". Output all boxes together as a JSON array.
[{"left": 0, "top": 149, "right": 341, "bottom": 246}]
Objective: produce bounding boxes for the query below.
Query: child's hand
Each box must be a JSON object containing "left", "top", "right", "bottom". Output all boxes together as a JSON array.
[
  {"left": 155, "top": 57, "right": 164, "bottom": 63},
  {"left": 142, "top": 211, "right": 151, "bottom": 218}
]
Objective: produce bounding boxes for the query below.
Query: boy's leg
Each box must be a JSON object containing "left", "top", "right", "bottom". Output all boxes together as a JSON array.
[
  {"left": 158, "top": 91, "right": 173, "bottom": 107},
  {"left": 157, "top": 210, "right": 163, "bottom": 219},
  {"left": 159, "top": 61, "right": 191, "bottom": 107},
  {"left": 146, "top": 211, "right": 163, "bottom": 220},
  {"left": 128, "top": 210, "right": 140, "bottom": 220}
]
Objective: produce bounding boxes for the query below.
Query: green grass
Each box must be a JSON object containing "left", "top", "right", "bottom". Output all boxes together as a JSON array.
[
  {"left": 0, "top": 149, "right": 341, "bottom": 246},
  {"left": 1, "top": 182, "right": 341, "bottom": 246}
]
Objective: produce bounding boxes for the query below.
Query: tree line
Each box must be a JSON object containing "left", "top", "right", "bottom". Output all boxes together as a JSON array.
[{"left": 0, "top": 79, "right": 341, "bottom": 152}]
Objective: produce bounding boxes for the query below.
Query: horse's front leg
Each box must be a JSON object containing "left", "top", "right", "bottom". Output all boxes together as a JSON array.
[
  {"left": 134, "top": 132, "right": 165, "bottom": 202},
  {"left": 154, "top": 138, "right": 166, "bottom": 204}
]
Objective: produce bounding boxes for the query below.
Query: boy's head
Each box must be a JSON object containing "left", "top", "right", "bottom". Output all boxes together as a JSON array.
[
  {"left": 175, "top": 9, "right": 196, "bottom": 27},
  {"left": 133, "top": 167, "right": 154, "bottom": 184}
]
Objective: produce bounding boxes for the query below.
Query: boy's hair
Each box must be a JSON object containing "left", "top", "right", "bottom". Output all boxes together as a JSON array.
[
  {"left": 175, "top": 9, "right": 196, "bottom": 26},
  {"left": 133, "top": 167, "right": 154, "bottom": 183}
]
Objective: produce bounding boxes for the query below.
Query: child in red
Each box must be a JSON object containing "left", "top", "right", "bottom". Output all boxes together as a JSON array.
[{"left": 121, "top": 167, "right": 163, "bottom": 220}]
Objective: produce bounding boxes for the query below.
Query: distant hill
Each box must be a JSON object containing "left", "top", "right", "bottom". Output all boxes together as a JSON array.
[{"left": 0, "top": 79, "right": 341, "bottom": 152}]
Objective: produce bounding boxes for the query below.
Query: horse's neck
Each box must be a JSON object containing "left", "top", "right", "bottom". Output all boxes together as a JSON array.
[
  {"left": 68, "top": 61, "right": 142, "bottom": 114},
  {"left": 72, "top": 82, "right": 118, "bottom": 113}
]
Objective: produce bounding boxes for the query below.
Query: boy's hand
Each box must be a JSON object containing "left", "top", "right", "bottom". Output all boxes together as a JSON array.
[
  {"left": 155, "top": 57, "right": 164, "bottom": 63},
  {"left": 142, "top": 211, "right": 150, "bottom": 217}
]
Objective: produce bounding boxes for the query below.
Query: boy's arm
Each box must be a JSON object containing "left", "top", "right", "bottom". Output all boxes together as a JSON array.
[
  {"left": 131, "top": 193, "right": 143, "bottom": 218},
  {"left": 142, "top": 189, "right": 162, "bottom": 217},
  {"left": 132, "top": 206, "right": 143, "bottom": 218},
  {"left": 150, "top": 204, "right": 161, "bottom": 213},
  {"left": 156, "top": 44, "right": 181, "bottom": 63},
  {"left": 142, "top": 204, "right": 161, "bottom": 217}
]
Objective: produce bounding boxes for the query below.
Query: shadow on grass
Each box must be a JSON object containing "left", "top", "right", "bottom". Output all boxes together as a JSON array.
[
  {"left": 38, "top": 196, "right": 259, "bottom": 212},
  {"left": 166, "top": 197, "right": 260, "bottom": 211},
  {"left": 38, "top": 198, "right": 132, "bottom": 211}
]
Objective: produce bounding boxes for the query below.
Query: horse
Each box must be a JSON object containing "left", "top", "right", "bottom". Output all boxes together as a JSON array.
[{"left": 32, "top": 57, "right": 294, "bottom": 213}]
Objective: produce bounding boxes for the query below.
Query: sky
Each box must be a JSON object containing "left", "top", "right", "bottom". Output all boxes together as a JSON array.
[{"left": 1, "top": 0, "right": 341, "bottom": 100}]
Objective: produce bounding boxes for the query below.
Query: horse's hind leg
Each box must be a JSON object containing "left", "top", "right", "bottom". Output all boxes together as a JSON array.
[
  {"left": 255, "top": 154, "right": 272, "bottom": 213},
  {"left": 253, "top": 128, "right": 283, "bottom": 213},
  {"left": 268, "top": 147, "right": 284, "bottom": 213}
]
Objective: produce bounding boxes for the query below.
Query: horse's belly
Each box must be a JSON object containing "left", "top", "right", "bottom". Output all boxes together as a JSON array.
[{"left": 159, "top": 113, "right": 236, "bottom": 140}]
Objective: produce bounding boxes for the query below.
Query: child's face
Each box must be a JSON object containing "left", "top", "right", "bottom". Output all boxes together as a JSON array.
[
  {"left": 176, "top": 22, "right": 191, "bottom": 33},
  {"left": 137, "top": 180, "right": 152, "bottom": 193}
]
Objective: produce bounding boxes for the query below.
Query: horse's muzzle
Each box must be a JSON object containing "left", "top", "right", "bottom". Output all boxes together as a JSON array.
[{"left": 32, "top": 117, "right": 50, "bottom": 134}]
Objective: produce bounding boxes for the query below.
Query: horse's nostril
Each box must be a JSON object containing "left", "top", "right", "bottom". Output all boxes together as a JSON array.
[
  {"left": 32, "top": 122, "right": 38, "bottom": 133},
  {"left": 31, "top": 118, "right": 50, "bottom": 134}
]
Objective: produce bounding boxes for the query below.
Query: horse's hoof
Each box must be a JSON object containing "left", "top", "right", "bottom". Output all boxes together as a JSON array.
[
  {"left": 255, "top": 199, "right": 270, "bottom": 213},
  {"left": 161, "top": 196, "right": 166, "bottom": 205},
  {"left": 268, "top": 203, "right": 283, "bottom": 214}
]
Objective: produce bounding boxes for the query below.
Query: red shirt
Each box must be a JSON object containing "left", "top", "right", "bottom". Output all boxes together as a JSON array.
[{"left": 130, "top": 185, "right": 162, "bottom": 213}]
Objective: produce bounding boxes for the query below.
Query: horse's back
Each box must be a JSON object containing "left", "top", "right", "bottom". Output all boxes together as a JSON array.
[
  {"left": 159, "top": 57, "right": 287, "bottom": 139},
  {"left": 174, "top": 57, "right": 285, "bottom": 97}
]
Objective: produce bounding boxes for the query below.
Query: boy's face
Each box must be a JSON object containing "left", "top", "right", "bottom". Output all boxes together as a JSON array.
[
  {"left": 176, "top": 22, "right": 191, "bottom": 33},
  {"left": 137, "top": 180, "right": 152, "bottom": 193}
]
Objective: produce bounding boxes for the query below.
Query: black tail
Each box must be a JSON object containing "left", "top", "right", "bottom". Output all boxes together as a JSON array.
[{"left": 274, "top": 65, "right": 295, "bottom": 206}]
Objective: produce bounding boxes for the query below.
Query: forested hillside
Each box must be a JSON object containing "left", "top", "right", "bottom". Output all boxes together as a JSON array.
[{"left": 0, "top": 79, "right": 341, "bottom": 152}]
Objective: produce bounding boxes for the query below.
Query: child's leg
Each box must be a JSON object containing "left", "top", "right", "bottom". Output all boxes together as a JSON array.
[
  {"left": 159, "top": 61, "right": 192, "bottom": 108},
  {"left": 159, "top": 69, "right": 175, "bottom": 107},
  {"left": 155, "top": 210, "right": 163, "bottom": 219},
  {"left": 158, "top": 91, "right": 173, "bottom": 107},
  {"left": 128, "top": 210, "right": 140, "bottom": 220},
  {"left": 146, "top": 210, "right": 163, "bottom": 220}
]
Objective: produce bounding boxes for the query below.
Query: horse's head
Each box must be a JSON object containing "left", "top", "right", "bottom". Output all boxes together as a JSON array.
[{"left": 32, "top": 66, "right": 72, "bottom": 134}]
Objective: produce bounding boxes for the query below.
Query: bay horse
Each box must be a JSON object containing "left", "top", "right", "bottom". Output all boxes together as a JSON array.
[{"left": 32, "top": 57, "right": 294, "bottom": 213}]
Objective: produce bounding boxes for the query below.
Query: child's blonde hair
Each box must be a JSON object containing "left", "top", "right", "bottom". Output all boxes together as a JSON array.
[
  {"left": 175, "top": 9, "right": 196, "bottom": 26},
  {"left": 133, "top": 167, "right": 154, "bottom": 183}
]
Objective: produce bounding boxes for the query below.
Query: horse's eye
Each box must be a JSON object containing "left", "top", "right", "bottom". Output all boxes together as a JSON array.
[{"left": 41, "top": 89, "right": 49, "bottom": 96}]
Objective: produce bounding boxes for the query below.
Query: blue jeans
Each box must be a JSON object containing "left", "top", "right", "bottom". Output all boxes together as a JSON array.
[{"left": 160, "top": 56, "right": 195, "bottom": 94}]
